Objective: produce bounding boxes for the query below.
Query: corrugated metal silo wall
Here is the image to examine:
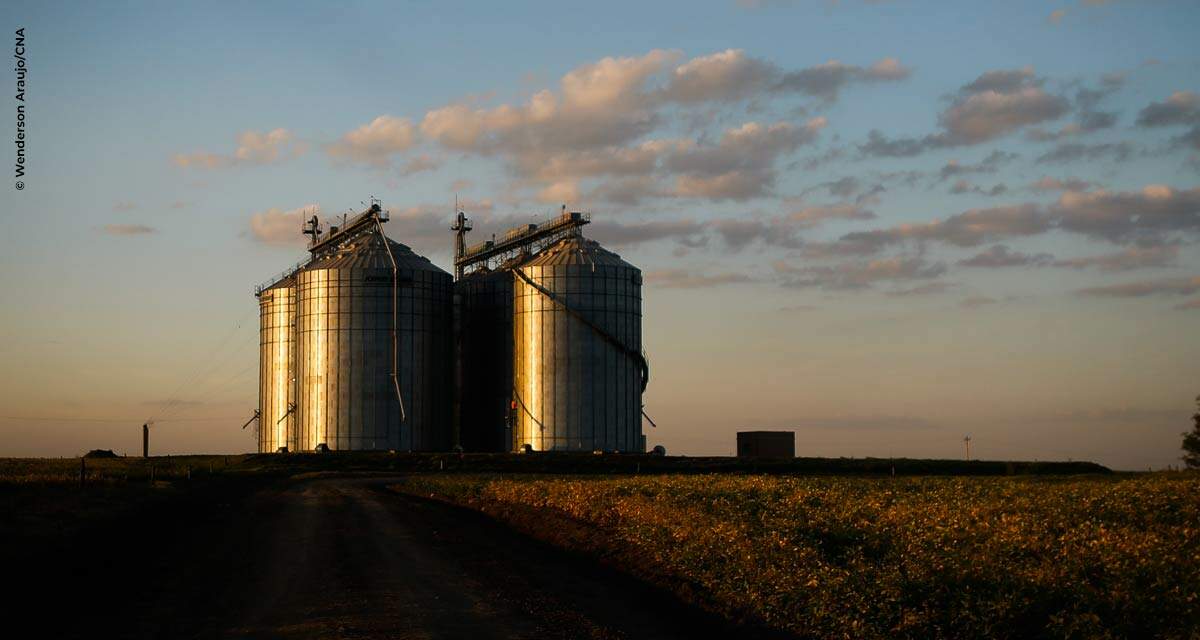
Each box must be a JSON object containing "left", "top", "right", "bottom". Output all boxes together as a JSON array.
[
  {"left": 295, "top": 265, "right": 453, "bottom": 450},
  {"left": 258, "top": 283, "right": 295, "bottom": 453},
  {"left": 512, "top": 257, "right": 643, "bottom": 451},
  {"left": 457, "top": 269, "right": 515, "bottom": 452}
]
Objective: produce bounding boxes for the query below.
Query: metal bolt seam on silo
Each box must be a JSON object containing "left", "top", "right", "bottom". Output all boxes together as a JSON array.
[
  {"left": 291, "top": 207, "right": 453, "bottom": 452},
  {"left": 257, "top": 275, "right": 296, "bottom": 453},
  {"left": 512, "top": 235, "right": 647, "bottom": 452}
]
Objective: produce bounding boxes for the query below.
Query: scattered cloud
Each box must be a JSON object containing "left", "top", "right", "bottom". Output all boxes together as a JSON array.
[
  {"left": 937, "top": 150, "right": 1016, "bottom": 181},
  {"left": 948, "top": 180, "right": 1008, "bottom": 197},
  {"left": 588, "top": 218, "right": 709, "bottom": 248},
  {"left": 774, "top": 255, "right": 947, "bottom": 290},
  {"left": 102, "top": 224, "right": 156, "bottom": 236},
  {"left": 173, "top": 128, "right": 304, "bottom": 169},
  {"left": 1136, "top": 91, "right": 1199, "bottom": 128},
  {"left": 960, "top": 296, "right": 999, "bottom": 308},
  {"left": 1076, "top": 275, "right": 1200, "bottom": 298},
  {"left": 958, "top": 244, "right": 1054, "bottom": 268},
  {"left": 1136, "top": 91, "right": 1200, "bottom": 150},
  {"left": 1035, "top": 141, "right": 1132, "bottom": 164},
  {"left": 885, "top": 282, "right": 956, "bottom": 297},
  {"left": 820, "top": 204, "right": 1051, "bottom": 256},
  {"left": 1053, "top": 184, "right": 1200, "bottom": 244},
  {"left": 669, "top": 119, "right": 825, "bottom": 200},
  {"left": 859, "top": 67, "right": 1069, "bottom": 157},
  {"left": 248, "top": 204, "right": 318, "bottom": 246},
  {"left": 644, "top": 268, "right": 754, "bottom": 288},
  {"left": 397, "top": 154, "right": 440, "bottom": 176},
  {"left": 1053, "top": 245, "right": 1179, "bottom": 271},
  {"left": 326, "top": 116, "right": 417, "bottom": 167},
  {"left": 112, "top": 201, "right": 137, "bottom": 212},
  {"left": 1031, "top": 176, "right": 1091, "bottom": 192},
  {"left": 1047, "top": 9, "right": 1066, "bottom": 25},
  {"left": 788, "top": 202, "right": 876, "bottom": 227}
]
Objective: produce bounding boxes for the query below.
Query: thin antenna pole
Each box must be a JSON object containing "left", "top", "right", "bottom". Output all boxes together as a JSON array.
[{"left": 964, "top": 435, "right": 971, "bottom": 461}]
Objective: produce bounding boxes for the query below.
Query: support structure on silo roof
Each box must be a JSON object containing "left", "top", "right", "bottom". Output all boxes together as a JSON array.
[{"left": 454, "top": 208, "right": 590, "bottom": 278}]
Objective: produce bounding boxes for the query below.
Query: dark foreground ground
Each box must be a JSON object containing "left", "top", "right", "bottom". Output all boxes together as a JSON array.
[{"left": 11, "top": 474, "right": 780, "bottom": 640}]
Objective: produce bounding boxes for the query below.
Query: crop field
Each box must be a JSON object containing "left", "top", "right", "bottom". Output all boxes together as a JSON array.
[{"left": 398, "top": 473, "right": 1200, "bottom": 639}]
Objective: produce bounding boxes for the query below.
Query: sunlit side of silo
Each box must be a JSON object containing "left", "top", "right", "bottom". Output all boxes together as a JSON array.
[{"left": 511, "top": 235, "right": 646, "bottom": 452}]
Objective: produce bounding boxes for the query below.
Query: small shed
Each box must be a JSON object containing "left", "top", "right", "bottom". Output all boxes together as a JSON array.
[{"left": 736, "top": 431, "right": 795, "bottom": 458}]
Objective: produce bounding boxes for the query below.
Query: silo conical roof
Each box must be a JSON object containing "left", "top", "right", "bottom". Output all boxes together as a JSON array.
[
  {"left": 521, "top": 236, "right": 635, "bottom": 269},
  {"left": 308, "top": 232, "right": 448, "bottom": 275}
]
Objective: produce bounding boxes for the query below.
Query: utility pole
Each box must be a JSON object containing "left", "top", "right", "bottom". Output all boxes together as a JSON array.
[
  {"left": 963, "top": 435, "right": 971, "bottom": 461},
  {"left": 143, "top": 423, "right": 149, "bottom": 458}
]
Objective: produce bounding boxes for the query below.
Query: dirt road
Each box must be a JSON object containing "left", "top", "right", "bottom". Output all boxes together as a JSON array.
[{"left": 59, "top": 476, "right": 754, "bottom": 640}]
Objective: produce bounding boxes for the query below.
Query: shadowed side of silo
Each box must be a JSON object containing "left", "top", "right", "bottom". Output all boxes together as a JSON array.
[
  {"left": 512, "top": 235, "right": 646, "bottom": 452},
  {"left": 257, "top": 276, "right": 297, "bottom": 453},
  {"left": 292, "top": 206, "right": 453, "bottom": 451},
  {"left": 457, "top": 261, "right": 523, "bottom": 452}
]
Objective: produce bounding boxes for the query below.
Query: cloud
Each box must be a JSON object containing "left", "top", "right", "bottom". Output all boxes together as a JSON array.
[
  {"left": 1053, "top": 245, "right": 1179, "bottom": 272},
  {"left": 773, "top": 57, "right": 912, "bottom": 102},
  {"left": 948, "top": 180, "right": 1008, "bottom": 197},
  {"left": 112, "top": 201, "right": 137, "bottom": 212},
  {"left": 821, "top": 204, "right": 1051, "bottom": 256},
  {"left": 1176, "top": 297, "right": 1200, "bottom": 311},
  {"left": 397, "top": 154, "right": 440, "bottom": 176},
  {"left": 415, "top": 50, "right": 896, "bottom": 203},
  {"left": 588, "top": 218, "right": 708, "bottom": 248},
  {"left": 660, "top": 49, "right": 778, "bottom": 103},
  {"left": 669, "top": 119, "right": 825, "bottom": 200},
  {"left": 1048, "top": 9, "right": 1066, "bottom": 24},
  {"left": 102, "top": 224, "right": 156, "bottom": 236},
  {"left": 173, "top": 128, "right": 304, "bottom": 169},
  {"left": 644, "top": 268, "right": 754, "bottom": 288},
  {"left": 774, "top": 255, "right": 947, "bottom": 290},
  {"left": 421, "top": 50, "right": 678, "bottom": 156},
  {"left": 326, "top": 116, "right": 417, "bottom": 167},
  {"left": 1035, "top": 141, "right": 1132, "bottom": 164},
  {"left": 1027, "top": 75, "right": 1123, "bottom": 140},
  {"left": 249, "top": 204, "right": 318, "bottom": 246},
  {"left": 1076, "top": 276, "right": 1200, "bottom": 298},
  {"left": 960, "top": 296, "right": 999, "bottom": 308},
  {"left": 885, "top": 282, "right": 956, "bottom": 297},
  {"left": 1031, "top": 176, "right": 1092, "bottom": 192},
  {"left": 958, "top": 244, "right": 1054, "bottom": 268},
  {"left": 940, "top": 86, "right": 1068, "bottom": 145},
  {"left": 787, "top": 202, "right": 876, "bottom": 227},
  {"left": 1136, "top": 91, "right": 1200, "bottom": 150},
  {"left": 858, "top": 67, "right": 1069, "bottom": 156},
  {"left": 1136, "top": 91, "right": 1199, "bottom": 128},
  {"left": 937, "top": 150, "right": 1015, "bottom": 181},
  {"left": 1052, "top": 184, "right": 1200, "bottom": 244}
]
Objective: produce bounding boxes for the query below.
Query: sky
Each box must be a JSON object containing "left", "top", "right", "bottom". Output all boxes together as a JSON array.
[{"left": 1, "top": 0, "right": 1198, "bottom": 469}]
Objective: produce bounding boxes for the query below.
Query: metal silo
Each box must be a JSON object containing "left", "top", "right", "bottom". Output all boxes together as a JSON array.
[
  {"left": 257, "top": 275, "right": 296, "bottom": 453},
  {"left": 512, "top": 234, "right": 647, "bottom": 452},
  {"left": 457, "top": 256, "right": 528, "bottom": 452},
  {"left": 294, "top": 207, "right": 453, "bottom": 451}
]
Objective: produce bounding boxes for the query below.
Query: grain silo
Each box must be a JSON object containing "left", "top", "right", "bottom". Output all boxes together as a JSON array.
[
  {"left": 256, "top": 275, "right": 297, "bottom": 453},
  {"left": 289, "top": 203, "right": 453, "bottom": 451},
  {"left": 456, "top": 256, "right": 527, "bottom": 452},
  {"left": 511, "top": 233, "right": 647, "bottom": 452}
]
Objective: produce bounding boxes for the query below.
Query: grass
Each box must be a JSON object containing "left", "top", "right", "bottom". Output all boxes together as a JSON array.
[{"left": 396, "top": 472, "right": 1200, "bottom": 639}]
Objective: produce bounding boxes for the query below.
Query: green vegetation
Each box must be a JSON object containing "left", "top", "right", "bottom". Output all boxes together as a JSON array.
[{"left": 397, "top": 473, "right": 1200, "bottom": 639}]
